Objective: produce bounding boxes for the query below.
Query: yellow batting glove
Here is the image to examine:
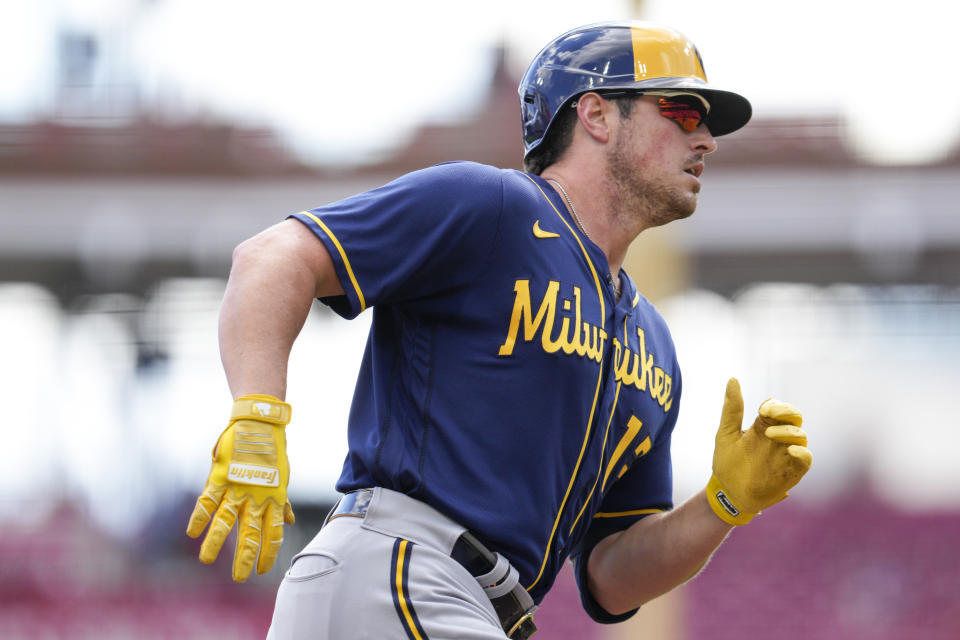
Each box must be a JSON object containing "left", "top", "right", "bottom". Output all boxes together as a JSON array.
[
  {"left": 707, "top": 378, "right": 813, "bottom": 526},
  {"left": 186, "top": 395, "right": 295, "bottom": 582}
]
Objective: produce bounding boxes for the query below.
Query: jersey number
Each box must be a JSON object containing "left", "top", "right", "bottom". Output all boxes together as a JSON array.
[{"left": 602, "top": 415, "right": 651, "bottom": 491}]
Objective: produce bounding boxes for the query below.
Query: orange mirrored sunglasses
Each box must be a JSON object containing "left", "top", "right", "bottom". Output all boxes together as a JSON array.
[
  {"left": 575, "top": 91, "right": 709, "bottom": 133},
  {"left": 655, "top": 97, "right": 708, "bottom": 133}
]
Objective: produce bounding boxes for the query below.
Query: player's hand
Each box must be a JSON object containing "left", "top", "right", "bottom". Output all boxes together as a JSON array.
[
  {"left": 186, "top": 395, "right": 295, "bottom": 581},
  {"left": 706, "top": 378, "right": 812, "bottom": 526}
]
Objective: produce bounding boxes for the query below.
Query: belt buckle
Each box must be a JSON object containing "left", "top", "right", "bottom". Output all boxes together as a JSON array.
[{"left": 323, "top": 488, "right": 373, "bottom": 526}]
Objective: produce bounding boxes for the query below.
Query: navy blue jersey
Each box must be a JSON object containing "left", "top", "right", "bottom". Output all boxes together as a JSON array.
[{"left": 289, "top": 161, "right": 682, "bottom": 618}]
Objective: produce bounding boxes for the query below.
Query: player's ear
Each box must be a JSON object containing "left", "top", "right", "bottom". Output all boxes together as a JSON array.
[{"left": 574, "top": 92, "right": 612, "bottom": 145}]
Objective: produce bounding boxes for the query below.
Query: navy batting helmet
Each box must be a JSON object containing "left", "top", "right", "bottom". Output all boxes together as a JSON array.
[{"left": 519, "top": 21, "right": 752, "bottom": 158}]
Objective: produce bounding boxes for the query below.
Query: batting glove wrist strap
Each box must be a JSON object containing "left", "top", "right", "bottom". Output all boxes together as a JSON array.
[
  {"left": 708, "top": 378, "right": 813, "bottom": 526},
  {"left": 706, "top": 473, "right": 756, "bottom": 526},
  {"left": 230, "top": 394, "right": 292, "bottom": 424},
  {"left": 186, "top": 395, "right": 295, "bottom": 582}
]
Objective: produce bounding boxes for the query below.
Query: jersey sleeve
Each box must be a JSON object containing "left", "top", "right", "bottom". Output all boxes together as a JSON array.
[
  {"left": 570, "top": 374, "right": 683, "bottom": 623},
  {"left": 288, "top": 162, "right": 504, "bottom": 318}
]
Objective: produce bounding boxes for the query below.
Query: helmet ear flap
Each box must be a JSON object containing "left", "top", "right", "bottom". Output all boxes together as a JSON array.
[
  {"left": 520, "top": 91, "right": 539, "bottom": 127},
  {"left": 520, "top": 90, "right": 552, "bottom": 151}
]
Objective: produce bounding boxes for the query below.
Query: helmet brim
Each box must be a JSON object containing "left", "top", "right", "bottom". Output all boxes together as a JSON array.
[{"left": 616, "top": 77, "right": 752, "bottom": 137}]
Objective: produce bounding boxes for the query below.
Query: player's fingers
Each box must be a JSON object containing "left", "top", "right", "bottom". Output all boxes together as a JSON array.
[
  {"left": 283, "top": 499, "right": 295, "bottom": 525},
  {"left": 199, "top": 494, "right": 238, "bottom": 565},
  {"left": 716, "top": 378, "right": 744, "bottom": 440},
  {"left": 186, "top": 485, "right": 225, "bottom": 538},
  {"left": 233, "top": 503, "right": 262, "bottom": 583},
  {"left": 257, "top": 501, "right": 285, "bottom": 575},
  {"left": 787, "top": 445, "right": 813, "bottom": 468},
  {"left": 764, "top": 425, "right": 808, "bottom": 447},
  {"left": 758, "top": 399, "right": 802, "bottom": 427}
]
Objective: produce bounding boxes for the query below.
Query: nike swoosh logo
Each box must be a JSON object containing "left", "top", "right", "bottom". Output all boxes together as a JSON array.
[{"left": 533, "top": 220, "right": 560, "bottom": 239}]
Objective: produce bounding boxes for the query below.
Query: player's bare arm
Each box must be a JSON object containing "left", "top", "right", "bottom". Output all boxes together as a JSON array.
[
  {"left": 586, "top": 489, "right": 732, "bottom": 614},
  {"left": 220, "top": 219, "right": 343, "bottom": 399}
]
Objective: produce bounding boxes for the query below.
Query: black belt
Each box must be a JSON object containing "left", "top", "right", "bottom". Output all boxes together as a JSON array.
[{"left": 326, "top": 489, "right": 537, "bottom": 640}]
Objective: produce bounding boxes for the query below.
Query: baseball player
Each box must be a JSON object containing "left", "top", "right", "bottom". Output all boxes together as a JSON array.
[{"left": 186, "top": 21, "right": 812, "bottom": 639}]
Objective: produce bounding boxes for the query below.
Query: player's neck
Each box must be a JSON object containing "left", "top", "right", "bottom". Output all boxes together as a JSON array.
[{"left": 540, "top": 165, "right": 638, "bottom": 277}]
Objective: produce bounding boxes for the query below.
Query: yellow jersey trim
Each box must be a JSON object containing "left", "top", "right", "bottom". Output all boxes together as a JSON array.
[
  {"left": 593, "top": 508, "right": 664, "bottom": 519},
  {"left": 522, "top": 174, "right": 607, "bottom": 593},
  {"left": 568, "top": 377, "right": 621, "bottom": 536},
  {"left": 568, "top": 317, "right": 634, "bottom": 538},
  {"left": 300, "top": 211, "right": 367, "bottom": 312}
]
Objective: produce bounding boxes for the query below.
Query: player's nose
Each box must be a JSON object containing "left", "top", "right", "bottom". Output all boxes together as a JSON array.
[{"left": 692, "top": 125, "right": 718, "bottom": 155}]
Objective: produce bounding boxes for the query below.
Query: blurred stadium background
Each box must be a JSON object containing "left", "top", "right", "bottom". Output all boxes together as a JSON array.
[{"left": 2, "top": 1, "right": 959, "bottom": 638}]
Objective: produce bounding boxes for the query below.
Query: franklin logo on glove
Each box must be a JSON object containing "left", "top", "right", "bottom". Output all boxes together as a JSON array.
[
  {"left": 228, "top": 463, "right": 280, "bottom": 487},
  {"left": 714, "top": 490, "right": 741, "bottom": 518}
]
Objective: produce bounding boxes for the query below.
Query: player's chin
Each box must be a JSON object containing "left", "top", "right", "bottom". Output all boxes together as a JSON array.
[
  {"left": 652, "top": 196, "right": 697, "bottom": 227},
  {"left": 673, "top": 205, "right": 696, "bottom": 222},
  {"left": 672, "top": 192, "right": 699, "bottom": 220}
]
